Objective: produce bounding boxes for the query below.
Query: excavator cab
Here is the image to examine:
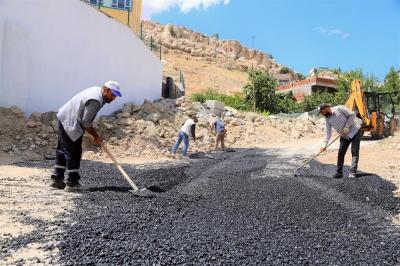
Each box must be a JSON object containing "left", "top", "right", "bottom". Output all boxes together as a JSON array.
[
  {"left": 365, "top": 92, "right": 395, "bottom": 137},
  {"left": 345, "top": 79, "right": 395, "bottom": 139}
]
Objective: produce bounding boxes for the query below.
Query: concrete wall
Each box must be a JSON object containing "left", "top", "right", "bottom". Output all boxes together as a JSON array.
[{"left": 0, "top": 0, "right": 161, "bottom": 117}]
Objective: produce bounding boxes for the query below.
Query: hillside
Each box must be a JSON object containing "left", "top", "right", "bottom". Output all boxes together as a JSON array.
[
  {"left": 142, "top": 21, "right": 298, "bottom": 96},
  {"left": 161, "top": 49, "right": 248, "bottom": 95}
]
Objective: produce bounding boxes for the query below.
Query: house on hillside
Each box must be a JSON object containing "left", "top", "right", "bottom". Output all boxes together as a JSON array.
[
  {"left": 277, "top": 77, "right": 336, "bottom": 102},
  {"left": 273, "top": 73, "right": 293, "bottom": 86},
  {"left": 84, "top": 0, "right": 142, "bottom": 35}
]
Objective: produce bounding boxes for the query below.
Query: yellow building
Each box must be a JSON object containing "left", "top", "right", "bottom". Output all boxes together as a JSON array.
[{"left": 85, "top": 0, "right": 142, "bottom": 35}]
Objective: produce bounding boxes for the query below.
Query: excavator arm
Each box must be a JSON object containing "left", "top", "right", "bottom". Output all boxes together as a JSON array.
[{"left": 345, "top": 79, "right": 371, "bottom": 127}]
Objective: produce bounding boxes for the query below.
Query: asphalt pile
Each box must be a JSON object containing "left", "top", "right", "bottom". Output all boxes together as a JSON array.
[{"left": 3, "top": 148, "right": 399, "bottom": 265}]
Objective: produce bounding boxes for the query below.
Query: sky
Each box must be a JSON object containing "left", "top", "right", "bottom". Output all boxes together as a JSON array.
[{"left": 141, "top": 0, "right": 400, "bottom": 82}]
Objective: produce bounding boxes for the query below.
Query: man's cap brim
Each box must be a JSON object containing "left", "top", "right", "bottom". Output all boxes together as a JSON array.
[{"left": 111, "top": 89, "right": 122, "bottom": 97}]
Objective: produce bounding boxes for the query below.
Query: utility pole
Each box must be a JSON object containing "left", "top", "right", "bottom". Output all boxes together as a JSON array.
[
  {"left": 250, "top": 36, "right": 256, "bottom": 49},
  {"left": 252, "top": 64, "right": 256, "bottom": 112}
]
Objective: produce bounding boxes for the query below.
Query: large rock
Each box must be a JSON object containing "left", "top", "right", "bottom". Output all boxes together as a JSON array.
[
  {"left": 10, "top": 106, "right": 25, "bottom": 115},
  {"left": 226, "top": 134, "right": 236, "bottom": 144},
  {"left": 29, "top": 112, "right": 41, "bottom": 122},
  {"left": 145, "top": 113, "right": 161, "bottom": 123},
  {"left": 122, "top": 102, "right": 135, "bottom": 113},
  {"left": 119, "top": 118, "right": 135, "bottom": 126},
  {"left": 185, "top": 110, "right": 197, "bottom": 117}
]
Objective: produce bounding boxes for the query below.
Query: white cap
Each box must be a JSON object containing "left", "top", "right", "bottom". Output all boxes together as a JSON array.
[{"left": 104, "top": 81, "right": 122, "bottom": 97}]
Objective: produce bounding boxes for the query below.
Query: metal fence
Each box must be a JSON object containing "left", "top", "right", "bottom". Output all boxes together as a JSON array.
[{"left": 162, "top": 77, "right": 184, "bottom": 99}]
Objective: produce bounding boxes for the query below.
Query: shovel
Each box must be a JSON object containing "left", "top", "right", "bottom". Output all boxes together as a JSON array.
[
  {"left": 101, "top": 143, "right": 155, "bottom": 197},
  {"left": 196, "top": 142, "right": 214, "bottom": 159},
  {"left": 294, "top": 135, "right": 340, "bottom": 177}
]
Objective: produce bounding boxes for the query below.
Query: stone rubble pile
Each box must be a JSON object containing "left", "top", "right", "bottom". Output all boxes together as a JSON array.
[{"left": 1, "top": 97, "right": 326, "bottom": 161}]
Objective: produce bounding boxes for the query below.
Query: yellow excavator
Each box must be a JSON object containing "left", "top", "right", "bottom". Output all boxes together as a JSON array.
[{"left": 345, "top": 79, "right": 396, "bottom": 139}]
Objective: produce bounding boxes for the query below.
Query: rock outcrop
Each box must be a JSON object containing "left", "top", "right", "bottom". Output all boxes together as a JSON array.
[{"left": 142, "top": 21, "right": 291, "bottom": 74}]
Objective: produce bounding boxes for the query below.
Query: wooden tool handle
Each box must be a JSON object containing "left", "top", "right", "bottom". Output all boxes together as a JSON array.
[
  {"left": 296, "top": 134, "right": 341, "bottom": 171},
  {"left": 101, "top": 143, "right": 139, "bottom": 191}
]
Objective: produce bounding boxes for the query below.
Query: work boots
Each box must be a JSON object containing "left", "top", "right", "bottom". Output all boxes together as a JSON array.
[
  {"left": 64, "top": 183, "right": 85, "bottom": 192},
  {"left": 348, "top": 171, "right": 357, "bottom": 178},
  {"left": 50, "top": 168, "right": 66, "bottom": 189},
  {"left": 332, "top": 171, "right": 343, "bottom": 179},
  {"left": 64, "top": 172, "right": 84, "bottom": 192}
]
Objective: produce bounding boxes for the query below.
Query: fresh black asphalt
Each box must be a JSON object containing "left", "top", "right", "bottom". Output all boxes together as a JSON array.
[{"left": 2, "top": 147, "right": 400, "bottom": 265}]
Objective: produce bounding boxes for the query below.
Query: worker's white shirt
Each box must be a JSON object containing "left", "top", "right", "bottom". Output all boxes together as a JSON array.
[
  {"left": 180, "top": 119, "right": 195, "bottom": 137},
  {"left": 323, "top": 105, "right": 361, "bottom": 146}
]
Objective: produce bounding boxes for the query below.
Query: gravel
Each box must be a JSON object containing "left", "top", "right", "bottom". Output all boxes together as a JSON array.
[{"left": 2, "top": 148, "right": 400, "bottom": 265}]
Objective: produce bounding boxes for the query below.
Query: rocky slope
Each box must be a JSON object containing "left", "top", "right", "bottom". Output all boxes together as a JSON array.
[{"left": 142, "top": 21, "right": 339, "bottom": 96}]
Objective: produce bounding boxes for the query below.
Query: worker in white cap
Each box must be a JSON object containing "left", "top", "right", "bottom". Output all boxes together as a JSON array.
[{"left": 50, "top": 81, "right": 122, "bottom": 191}]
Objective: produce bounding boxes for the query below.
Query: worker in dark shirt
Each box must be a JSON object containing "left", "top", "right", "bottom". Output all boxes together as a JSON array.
[
  {"left": 210, "top": 118, "right": 226, "bottom": 151},
  {"left": 50, "top": 81, "right": 122, "bottom": 191}
]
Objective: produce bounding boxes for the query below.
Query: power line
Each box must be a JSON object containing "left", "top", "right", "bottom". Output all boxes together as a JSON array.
[{"left": 250, "top": 36, "right": 256, "bottom": 49}]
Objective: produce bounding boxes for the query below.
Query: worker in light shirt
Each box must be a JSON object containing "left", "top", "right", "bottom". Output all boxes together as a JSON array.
[
  {"left": 318, "top": 103, "right": 361, "bottom": 179},
  {"left": 171, "top": 115, "right": 198, "bottom": 158}
]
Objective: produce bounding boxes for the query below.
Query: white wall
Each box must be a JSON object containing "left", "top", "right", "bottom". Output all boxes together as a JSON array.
[{"left": 0, "top": 0, "right": 162, "bottom": 117}]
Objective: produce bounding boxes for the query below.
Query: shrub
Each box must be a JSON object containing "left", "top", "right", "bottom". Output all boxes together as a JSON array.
[
  {"left": 280, "top": 67, "right": 290, "bottom": 74},
  {"left": 169, "top": 26, "right": 176, "bottom": 37},
  {"left": 189, "top": 88, "right": 250, "bottom": 111}
]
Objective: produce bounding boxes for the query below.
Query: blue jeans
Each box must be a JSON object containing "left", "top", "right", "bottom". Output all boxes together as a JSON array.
[{"left": 172, "top": 131, "right": 189, "bottom": 156}]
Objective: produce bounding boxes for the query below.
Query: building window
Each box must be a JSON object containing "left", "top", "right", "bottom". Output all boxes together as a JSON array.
[
  {"left": 88, "top": 0, "right": 130, "bottom": 10},
  {"left": 125, "top": 0, "right": 130, "bottom": 10},
  {"left": 117, "top": 0, "right": 131, "bottom": 10}
]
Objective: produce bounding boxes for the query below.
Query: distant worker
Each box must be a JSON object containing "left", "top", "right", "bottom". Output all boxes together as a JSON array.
[
  {"left": 171, "top": 115, "right": 198, "bottom": 158},
  {"left": 210, "top": 118, "right": 226, "bottom": 151},
  {"left": 50, "top": 81, "right": 122, "bottom": 191},
  {"left": 318, "top": 103, "right": 361, "bottom": 179}
]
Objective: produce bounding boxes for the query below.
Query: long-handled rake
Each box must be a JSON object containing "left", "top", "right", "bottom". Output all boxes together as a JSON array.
[
  {"left": 293, "top": 135, "right": 340, "bottom": 177},
  {"left": 101, "top": 143, "right": 155, "bottom": 197},
  {"left": 196, "top": 142, "right": 214, "bottom": 159}
]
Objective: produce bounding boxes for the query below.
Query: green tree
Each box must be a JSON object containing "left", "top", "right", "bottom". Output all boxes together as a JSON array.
[
  {"left": 300, "top": 91, "right": 335, "bottom": 112},
  {"left": 212, "top": 33, "right": 219, "bottom": 39},
  {"left": 268, "top": 54, "right": 274, "bottom": 60},
  {"left": 280, "top": 66, "right": 290, "bottom": 74},
  {"left": 333, "top": 68, "right": 379, "bottom": 105},
  {"left": 275, "top": 91, "right": 303, "bottom": 113},
  {"left": 297, "top": 73, "right": 306, "bottom": 80},
  {"left": 332, "top": 68, "right": 341, "bottom": 75},
  {"left": 242, "top": 70, "right": 279, "bottom": 113},
  {"left": 382, "top": 66, "right": 400, "bottom": 105}
]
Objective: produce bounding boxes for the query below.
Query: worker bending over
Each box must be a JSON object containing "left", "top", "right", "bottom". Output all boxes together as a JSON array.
[
  {"left": 50, "top": 81, "right": 122, "bottom": 191},
  {"left": 318, "top": 103, "right": 361, "bottom": 179},
  {"left": 172, "top": 115, "right": 198, "bottom": 158}
]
